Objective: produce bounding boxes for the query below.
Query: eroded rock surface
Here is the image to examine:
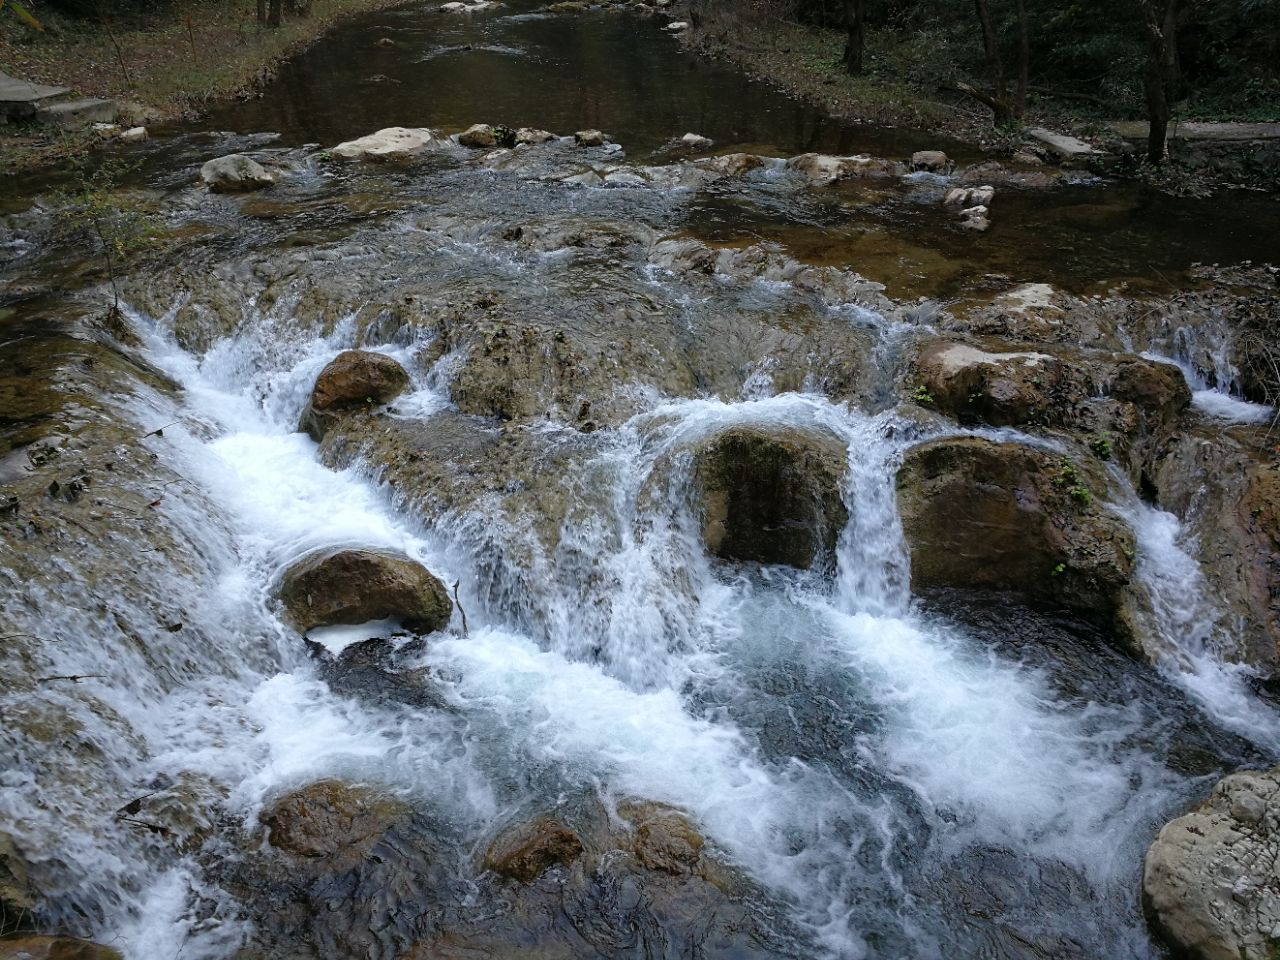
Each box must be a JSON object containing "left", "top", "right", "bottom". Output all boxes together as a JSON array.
[
  {"left": 278, "top": 548, "right": 451, "bottom": 634},
  {"left": 0, "top": 937, "right": 123, "bottom": 960},
  {"left": 200, "top": 154, "right": 275, "bottom": 193},
  {"left": 1144, "top": 766, "right": 1280, "bottom": 960},
  {"left": 897, "top": 437, "right": 1135, "bottom": 624},
  {"left": 299, "top": 349, "right": 409, "bottom": 441},
  {"left": 694, "top": 427, "right": 849, "bottom": 570}
]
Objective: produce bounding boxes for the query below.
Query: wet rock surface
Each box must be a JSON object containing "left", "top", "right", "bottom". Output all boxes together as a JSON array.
[
  {"left": 299, "top": 349, "right": 409, "bottom": 440},
  {"left": 897, "top": 437, "right": 1135, "bottom": 625},
  {"left": 1144, "top": 766, "right": 1280, "bottom": 960},
  {"left": 200, "top": 154, "right": 276, "bottom": 193},
  {"left": 278, "top": 548, "right": 452, "bottom": 634},
  {"left": 694, "top": 427, "right": 849, "bottom": 570},
  {"left": 0, "top": 937, "right": 123, "bottom": 960}
]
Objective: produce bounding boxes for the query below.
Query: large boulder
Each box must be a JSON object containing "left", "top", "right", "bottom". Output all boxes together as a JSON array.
[
  {"left": 457, "top": 123, "right": 498, "bottom": 149},
  {"left": 277, "top": 548, "right": 452, "bottom": 634},
  {"left": 330, "top": 127, "right": 439, "bottom": 162},
  {"left": 299, "top": 350, "right": 409, "bottom": 441},
  {"left": 693, "top": 427, "right": 849, "bottom": 570},
  {"left": 0, "top": 938, "right": 123, "bottom": 960},
  {"left": 1143, "top": 766, "right": 1280, "bottom": 960},
  {"left": 199, "top": 154, "right": 275, "bottom": 193},
  {"left": 896, "top": 438, "right": 1135, "bottom": 621}
]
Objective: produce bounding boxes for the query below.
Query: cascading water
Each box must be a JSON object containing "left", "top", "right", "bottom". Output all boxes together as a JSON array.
[{"left": 3, "top": 4, "right": 1279, "bottom": 957}]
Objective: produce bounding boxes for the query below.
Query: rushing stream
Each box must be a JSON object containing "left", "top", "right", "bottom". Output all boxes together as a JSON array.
[{"left": 3, "top": 1, "right": 1280, "bottom": 958}]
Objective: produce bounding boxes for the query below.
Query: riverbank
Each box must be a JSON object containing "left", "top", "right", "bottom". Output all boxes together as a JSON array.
[
  {"left": 684, "top": 14, "right": 1280, "bottom": 194},
  {"left": 0, "top": 0, "right": 412, "bottom": 174}
]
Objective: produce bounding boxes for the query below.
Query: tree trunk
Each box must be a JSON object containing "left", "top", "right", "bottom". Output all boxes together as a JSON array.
[
  {"left": 268, "top": 0, "right": 282, "bottom": 27},
  {"left": 1139, "top": 0, "right": 1180, "bottom": 163},
  {"left": 256, "top": 0, "right": 266, "bottom": 24},
  {"left": 842, "top": 0, "right": 866, "bottom": 75},
  {"left": 1014, "top": 0, "right": 1030, "bottom": 116},
  {"left": 972, "top": 0, "right": 1011, "bottom": 123}
]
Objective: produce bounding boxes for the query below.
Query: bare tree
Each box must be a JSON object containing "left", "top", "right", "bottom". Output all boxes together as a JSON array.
[
  {"left": 843, "top": 0, "right": 866, "bottom": 75},
  {"left": 1137, "top": 0, "right": 1181, "bottom": 162}
]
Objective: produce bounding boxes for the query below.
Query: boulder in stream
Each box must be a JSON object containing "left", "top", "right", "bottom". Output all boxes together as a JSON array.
[
  {"left": 299, "top": 349, "right": 409, "bottom": 441},
  {"left": 199, "top": 154, "right": 276, "bottom": 193},
  {"left": 457, "top": 123, "right": 498, "bottom": 149},
  {"left": 896, "top": 437, "right": 1135, "bottom": 623},
  {"left": 330, "top": 127, "right": 439, "bottom": 162},
  {"left": 693, "top": 427, "right": 849, "bottom": 570},
  {"left": 0, "top": 833, "right": 33, "bottom": 934},
  {"left": 483, "top": 816, "right": 584, "bottom": 882},
  {"left": 278, "top": 548, "right": 452, "bottom": 634},
  {"left": 1144, "top": 765, "right": 1280, "bottom": 960},
  {"left": 262, "top": 780, "right": 408, "bottom": 867},
  {"left": 911, "top": 150, "right": 950, "bottom": 172},
  {"left": 786, "top": 152, "right": 905, "bottom": 184},
  {"left": 574, "top": 129, "right": 608, "bottom": 147}
]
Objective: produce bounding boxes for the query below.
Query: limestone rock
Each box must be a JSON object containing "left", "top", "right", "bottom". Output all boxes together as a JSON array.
[
  {"left": 696, "top": 152, "right": 764, "bottom": 176},
  {"left": 200, "top": 154, "right": 275, "bottom": 193},
  {"left": 621, "top": 802, "right": 705, "bottom": 876},
  {"left": 896, "top": 437, "right": 1135, "bottom": 621},
  {"left": 457, "top": 123, "right": 498, "bottom": 149},
  {"left": 299, "top": 350, "right": 409, "bottom": 441},
  {"left": 960, "top": 204, "right": 990, "bottom": 231},
  {"left": 574, "top": 129, "right": 607, "bottom": 147},
  {"left": 679, "top": 132, "right": 713, "bottom": 151},
  {"left": 787, "top": 152, "right": 905, "bottom": 185},
  {"left": 330, "top": 127, "right": 438, "bottom": 162},
  {"left": 944, "top": 184, "right": 995, "bottom": 209},
  {"left": 0, "top": 937, "right": 123, "bottom": 960},
  {"left": 514, "top": 127, "right": 555, "bottom": 145},
  {"left": 278, "top": 548, "right": 451, "bottom": 634},
  {"left": 484, "top": 816, "right": 584, "bottom": 882},
  {"left": 911, "top": 150, "right": 950, "bottom": 171},
  {"left": 693, "top": 427, "right": 849, "bottom": 570},
  {"left": 262, "top": 780, "right": 407, "bottom": 868},
  {"left": 1144, "top": 766, "right": 1280, "bottom": 960}
]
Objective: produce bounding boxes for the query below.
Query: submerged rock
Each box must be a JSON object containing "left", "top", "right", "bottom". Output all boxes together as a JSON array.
[
  {"left": 199, "top": 154, "right": 275, "bottom": 193},
  {"left": 262, "top": 780, "right": 408, "bottom": 867},
  {"left": 483, "top": 816, "right": 584, "bottom": 882},
  {"left": 0, "top": 937, "right": 123, "bottom": 960},
  {"left": 896, "top": 437, "right": 1135, "bottom": 623},
  {"left": 330, "top": 127, "right": 439, "bottom": 162},
  {"left": 278, "top": 548, "right": 451, "bottom": 634},
  {"left": 299, "top": 349, "right": 409, "bottom": 441},
  {"left": 1144, "top": 766, "right": 1280, "bottom": 960},
  {"left": 694, "top": 427, "right": 849, "bottom": 570}
]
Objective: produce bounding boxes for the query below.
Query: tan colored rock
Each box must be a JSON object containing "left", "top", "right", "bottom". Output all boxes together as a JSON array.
[
  {"left": 457, "top": 123, "right": 498, "bottom": 149},
  {"left": 261, "top": 780, "right": 408, "bottom": 872},
  {"left": 1144, "top": 766, "right": 1280, "bottom": 960},
  {"left": 787, "top": 152, "right": 904, "bottom": 184},
  {"left": 696, "top": 152, "right": 765, "bottom": 176},
  {"left": 514, "top": 127, "right": 555, "bottom": 145},
  {"left": 483, "top": 816, "right": 583, "bottom": 882},
  {"left": 896, "top": 437, "right": 1135, "bottom": 620},
  {"left": 694, "top": 427, "right": 849, "bottom": 570},
  {"left": 574, "top": 129, "right": 607, "bottom": 147},
  {"left": 911, "top": 150, "right": 950, "bottom": 171},
  {"left": 300, "top": 350, "right": 409, "bottom": 441},
  {"left": 278, "top": 548, "right": 451, "bottom": 634},
  {"left": 330, "top": 127, "right": 438, "bottom": 162}
]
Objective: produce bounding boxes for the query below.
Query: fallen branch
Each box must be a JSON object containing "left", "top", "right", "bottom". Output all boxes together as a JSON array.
[
  {"left": 142, "top": 420, "right": 182, "bottom": 439},
  {"left": 37, "top": 674, "right": 105, "bottom": 683},
  {"left": 451, "top": 580, "right": 469, "bottom": 637}
]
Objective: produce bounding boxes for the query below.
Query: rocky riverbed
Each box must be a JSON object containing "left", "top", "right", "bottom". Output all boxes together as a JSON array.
[{"left": 4, "top": 2, "right": 1280, "bottom": 958}]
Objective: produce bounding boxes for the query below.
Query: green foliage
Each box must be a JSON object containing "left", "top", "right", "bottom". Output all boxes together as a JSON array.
[
  {"left": 1089, "top": 433, "right": 1112, "bottom": 460},
  {"left": 912, "top": 385, "right": 935, "bottom": 405},
  {"left": 53, "top": 155, "right": 159, "bottom": 312},
  {"left": 1051, "top": 562, "right": 1066, "bottom": 576},
  {"left": 1069, "top": 485, "right": 1092, "bottom": 506}
]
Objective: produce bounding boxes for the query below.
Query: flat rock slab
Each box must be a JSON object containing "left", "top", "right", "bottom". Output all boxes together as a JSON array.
[
  {"left": 1027, "top": 127, "right": 1098, "bottom": 158},
  {"left": 35, "top": 98, "right": 117, "bottom": 127},
  {"left": 0, "top": 69, "right": 71, "bottom": 121},
  {"left": 1109, "top": 120, "right": 1280, "bottom": 142}
]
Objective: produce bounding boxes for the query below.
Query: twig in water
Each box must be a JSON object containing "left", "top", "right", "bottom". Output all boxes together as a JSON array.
[
  {"left": 142, "top": 420, "right": 182, "bottom": 439},
  {"left": 451, "top": 580, "right": 469, "bottom": 637},
  {"left": 37, "top": 674, "right": 105, "bottom": 683}
]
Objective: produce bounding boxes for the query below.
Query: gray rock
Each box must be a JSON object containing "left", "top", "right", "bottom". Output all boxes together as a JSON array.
[
  {"left": 458, "top": 123, "right": 498, "bottom": 149},
  {"left": 1144, "top": 767, "right": 1280, "bottom": 960},
  {"left": 200, "top": 154, "right": 276, "bottom": 193}
]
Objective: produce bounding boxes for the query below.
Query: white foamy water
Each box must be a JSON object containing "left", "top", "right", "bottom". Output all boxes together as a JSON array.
[{"left": 4, "top": 281, "right": 1270, "bottom": 960}]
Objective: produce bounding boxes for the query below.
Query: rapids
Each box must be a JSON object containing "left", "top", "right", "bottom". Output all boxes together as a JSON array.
[{"left": 3, "top": 2, "right": 1280, "bottom": 959}]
